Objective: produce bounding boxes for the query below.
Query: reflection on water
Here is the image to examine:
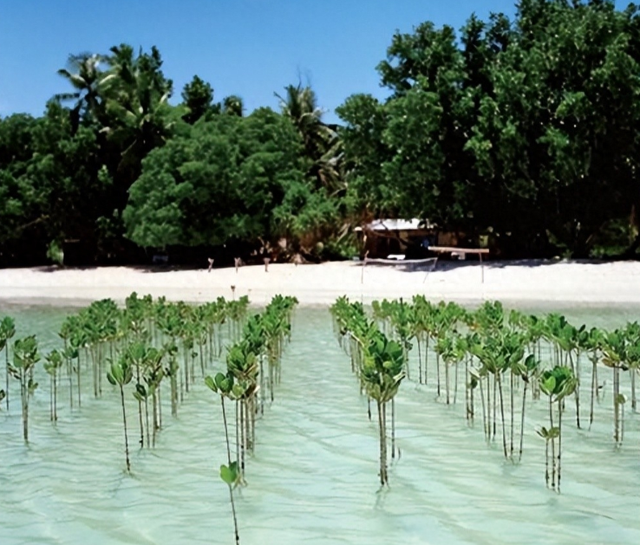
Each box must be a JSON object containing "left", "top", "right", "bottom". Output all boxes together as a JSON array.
[{"left": 0, "top": 303, "right": 638, "bottom": 545}]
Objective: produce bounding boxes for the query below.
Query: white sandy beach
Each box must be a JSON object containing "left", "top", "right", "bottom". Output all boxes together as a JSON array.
[{"left": 1, "top": 259, "right": 640, "bottom": 307}]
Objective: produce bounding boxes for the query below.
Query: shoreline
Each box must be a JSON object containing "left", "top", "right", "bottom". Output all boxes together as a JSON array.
[{"left": 1, "top": 259, "right": 640, "bottom": 308}]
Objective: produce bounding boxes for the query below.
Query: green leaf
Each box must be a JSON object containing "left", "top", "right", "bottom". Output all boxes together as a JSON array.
[
  {"left": 204, "top": 375, "right": 216, "bottom": 392},
  {"left": 541, "top": 375, "right": 556, "bottom": 396},
  {"left": 220, "top": 462, "right": 238, "bottom": 486}
]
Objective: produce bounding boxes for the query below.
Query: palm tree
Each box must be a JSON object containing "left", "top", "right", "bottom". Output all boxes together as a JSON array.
[
  {"left": 101, "top": 45, "right": 176, "bottom": 173},
  {"left": 55, "top": 52, "right": 107, "bottom": 129},
  {"left": 221, "top": 95, "right": 244, "bottom": 117},
  {"left": 275, "top": 83, "right": 344, "bottom": 194}
]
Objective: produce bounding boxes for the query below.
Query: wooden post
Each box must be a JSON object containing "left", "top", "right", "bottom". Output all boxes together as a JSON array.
[
  {"left": 361, "top": 251, "right": 369, "bottom": 285},
  {"left": 423, "top": 257, "right": 438, "bottom": 283}
]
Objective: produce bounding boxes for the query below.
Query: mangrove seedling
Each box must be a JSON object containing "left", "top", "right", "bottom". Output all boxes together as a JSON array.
[
  {"left": 107, "top": 356, "right": 134, "bottom": 472},
  {"left": 205, "top": 372, "right": 236, "bottom": 466},
  {"left": 361, "top": 333, "right": 405, "bottom": 486},
  {"left": 1, "top": 316, "right": 16, "bottom": 410},
  {"left": 602, "top": 330, "right": 629, "bottom": 447},
  {"left": 9, "top": 335, "right": 40, "bottom": 443},
  {"left": 44, "top": 349, "right": 64, "bottom": 422},
  {"left": 538, "top": 365, "right": 576, "bottom": 492}
]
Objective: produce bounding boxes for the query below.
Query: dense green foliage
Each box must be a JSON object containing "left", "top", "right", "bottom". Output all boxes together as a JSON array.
[
  {"left": 338, "top": 0, "right": 640, "bottom": 257},
  {"left": 124, "top": 109, "right": 307, "bottom": 248},
  {"left": 0, "top": 46, "right": 341, "bottom": 265},
  {"left": 2, "top": 1, "right": 640, "bottom": 264}
]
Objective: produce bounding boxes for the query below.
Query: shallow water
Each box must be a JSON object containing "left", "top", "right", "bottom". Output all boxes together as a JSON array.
[{"left": 0, "top": 303, "right": 638, "bottom": 545}]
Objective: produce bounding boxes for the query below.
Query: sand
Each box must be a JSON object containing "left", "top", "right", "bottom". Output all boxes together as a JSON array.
[{"left": 1, "top": 259, "right": 640, "bottom": 307}]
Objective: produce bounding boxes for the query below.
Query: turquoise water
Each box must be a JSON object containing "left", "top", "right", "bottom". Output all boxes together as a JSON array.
[{"left": 0, "top": 302, "right": 638, "bottom": 545}]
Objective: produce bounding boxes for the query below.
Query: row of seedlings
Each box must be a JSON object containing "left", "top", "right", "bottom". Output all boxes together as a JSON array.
[
  {"left": 370, "top": 297, "right": 639, "bottom": 492},
  {"left": 330, "top": 296, "right": 406, "bottom": 487},
  {"left": 0, "top": 293, "right": 250, "bottom": 461},
  {"left": 205, "top": 294, "right": 298, "bottom": 545}
]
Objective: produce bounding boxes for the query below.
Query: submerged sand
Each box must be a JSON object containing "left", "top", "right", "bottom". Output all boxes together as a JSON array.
[{"left": 1, "top": 259, "right": 639, "bottom": 307}]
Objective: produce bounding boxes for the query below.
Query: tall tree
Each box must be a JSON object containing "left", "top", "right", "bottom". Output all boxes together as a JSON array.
[
  {"left": 55, "top": 53, "right": 107, "bottom": 130},
  {"left": 122, "top": 108, "right": 309, "bottom": 252},
  {"left": 276, "top": 84, "right": 344, "bottom": 194},
  {"left": 338, "top": 0, "right": 640, "bottom": 257},
  {"left": 221, "top": 95, "right": 244, "bottom": 117},
  {"left": 181, "top": 75, "right": 214, "bottom": 124}
]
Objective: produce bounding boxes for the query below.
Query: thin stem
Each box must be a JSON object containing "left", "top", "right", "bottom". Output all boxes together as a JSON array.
[
  {"left": 498, "top": 373, "right": 507, "bottom": 458},
  {"left": 557, "top": 399, "right": 562, "bottom": 493},
  {"left": 391, "top": 398, "right": 396, "bottom": 460},
  {"left": 518, "top": 380, "right": 527, "bottom": 462},
  {"left": 549, "top": 396, "right": 555, "bottom": 489},
  {"left": 227, "top": 484, "right": 240, "bottom": 545},
  {"left": 221, "top": 397, "right": 232, "bottom": 465},
  {"left": 120, "top": 384, "right": 131, "bottom": 472}
]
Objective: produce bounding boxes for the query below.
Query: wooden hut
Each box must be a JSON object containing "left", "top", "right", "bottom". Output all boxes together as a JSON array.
[{"left": 355, "top": 218, "right": 437, "bottom": 259}]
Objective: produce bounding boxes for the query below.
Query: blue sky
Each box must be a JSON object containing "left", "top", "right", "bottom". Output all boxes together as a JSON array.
[{"left": 0, "top": 1, "right": 604, "bottom": 123}]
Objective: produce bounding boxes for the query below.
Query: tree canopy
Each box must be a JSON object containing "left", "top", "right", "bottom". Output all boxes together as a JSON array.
[
  {"left": 2, "top": 1, "right": 640, "bottom": 265},
  {"left": 338, "top": 0, "right": 640, "bottom": 257}
]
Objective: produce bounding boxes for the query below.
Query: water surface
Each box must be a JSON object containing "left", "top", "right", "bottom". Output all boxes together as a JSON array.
[{"left": 0, "top": 303, "right": 638, "bottom": 545}]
